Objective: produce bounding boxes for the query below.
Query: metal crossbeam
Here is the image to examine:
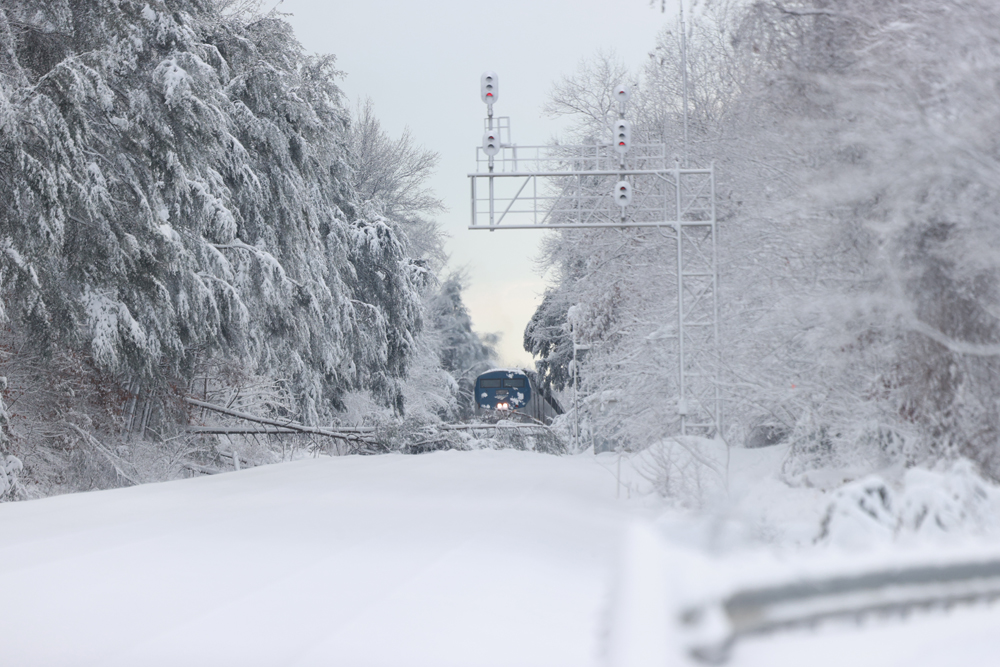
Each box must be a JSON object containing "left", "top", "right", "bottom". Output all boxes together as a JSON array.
[{"left": 468, "top": 143, "right": 712, "bottom": 232}]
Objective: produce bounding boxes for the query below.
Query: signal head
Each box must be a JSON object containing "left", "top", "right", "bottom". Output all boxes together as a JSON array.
[
  {"left": 614, "top": 84, "right": 631, "bottom": 104},
  {"left": 614, "top": 180, "right": 633, "bottom": 208},
  {"left": 613, "top": 119, "right": 632, "bottom": 155},
  {"left": 483, "top": 129, "right": 501, "bottom": 156},
  {"left": 481, "top": 71, "right": 499, "bottom": 106}
]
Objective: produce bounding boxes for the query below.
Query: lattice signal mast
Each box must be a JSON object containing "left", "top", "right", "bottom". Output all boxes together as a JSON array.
[{"left": 469, "top": 73, "right": 721, "bottom": 437}]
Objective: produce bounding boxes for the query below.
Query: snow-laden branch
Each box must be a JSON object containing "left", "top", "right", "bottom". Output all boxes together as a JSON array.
[
  {"left": 184, "top": 397, "right": 375, "bottom": 441},
  {"left": 906, "top": 318, "right": 1000, "bottom": 358},
  {"left": 64, "top": 423, "right": 141, "bottom": 486},
  {"left": 211, "top": 241, "right": 304, "bottom": 288},
  {"left": 773, "top": 3, "right": 879, "bottom": 30}
]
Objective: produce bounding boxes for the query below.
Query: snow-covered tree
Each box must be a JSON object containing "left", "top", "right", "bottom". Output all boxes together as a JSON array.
[
  {"left": 524, "top": 20, "right": 763, "bottom": 448},
  {"left": 0, "top": 0, "right": 494, "bottom": 493},
  {"left": 344, "top": 99, "right": 492, "bottom": 420},
  {"left": 0, "top": 1, "right": 428, "bottom": 421},
  {"left": 528, "top": 0, "right": 1000, "bottom": 479},
  {"left": 729, "top": 0, "right": 1000, "bottom": 476}
]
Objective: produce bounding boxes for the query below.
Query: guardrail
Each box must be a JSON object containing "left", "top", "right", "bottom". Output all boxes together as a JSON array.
[{"left": 682, "top": 558, "right": 1000, "bottom": 664}]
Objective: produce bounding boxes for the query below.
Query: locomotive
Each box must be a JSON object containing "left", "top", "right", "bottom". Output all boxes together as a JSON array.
[{"left": 473, "top": 368, "right": 562, "bottom": 424}]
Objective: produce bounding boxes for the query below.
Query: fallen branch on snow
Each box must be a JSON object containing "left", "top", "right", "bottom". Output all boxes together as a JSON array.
[
  {"left": 64, "top": 423, "right": 141, "bottom": 486},
  {"left": 183, "top": 397, "right": 376, "bottom": 443}
]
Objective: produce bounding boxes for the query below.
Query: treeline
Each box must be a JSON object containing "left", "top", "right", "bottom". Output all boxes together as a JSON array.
[
  {"left": 0, "top": 0, "right": 493, "bottom": 498},
  {"left": 527, "top": 0, "right": 1000, "bottom": 478}
]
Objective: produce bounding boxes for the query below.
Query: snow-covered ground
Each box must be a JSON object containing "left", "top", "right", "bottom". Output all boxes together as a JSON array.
[
  {"left": 0, "top": 450, "right": 633, "bottom": 667},
  {"left": 1, "top": 445, "right": 999, "bottom": 666},
  {"left": 732, "top": 607, "right": 1000, "bottom": 667}
]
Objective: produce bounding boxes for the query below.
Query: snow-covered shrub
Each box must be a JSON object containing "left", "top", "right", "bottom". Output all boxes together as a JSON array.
[
  {"left": 349, "top": 418, "right": 566, "bottom": 456},
  {"left": 744, "top": 422, "right": 789, "bottom": 449},
  {"left": 0, "top": 375, "right": 23, "bottom": 500},
  {"left": 0, "top": 454, "right": 23, "bottom": 500},
  {"left": 633, "top": 437, "right": 727, "bottom": 508},
  {"left": 815, "top": 476, "right": 897, "bottom": 549},
  {"left": 816, "top": 459, "right": 1000, "bottom": 548},
  {"left": 896, "top": 460, "right": 996, "bottom": 538},
  {"left": 0, "top": 375, "right": 8, "bottom": 445},
  {"left": 466, "top": 425, "right": 566, "bottom": 455},
  {"left": 0, "top": 373, "right": 24, "bottom": 500},
  {"left": 781, "top": 415, "right": 901, "bottom": 484},
  {"left": 395, "top": 423, "right": 469, "bottom": 455}
]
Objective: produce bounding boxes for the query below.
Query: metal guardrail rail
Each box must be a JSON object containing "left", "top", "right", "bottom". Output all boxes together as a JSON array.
[{"left": 683, "top": 558, "right": 1000, "bottom": 664}]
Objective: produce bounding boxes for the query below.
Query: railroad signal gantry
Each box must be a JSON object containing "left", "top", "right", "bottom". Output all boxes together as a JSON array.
[{"left": 468, "top": 72, "right": 721, "bottom": 438}]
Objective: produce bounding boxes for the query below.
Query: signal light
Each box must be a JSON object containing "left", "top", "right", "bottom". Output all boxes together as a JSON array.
[
  {"left": 613, "top": 119, "right": 631, "bottom": 155},
  {"left": 614, "top": 84, "right": 631, "bottom": 104},
  {"left": 615, "top": 180, "right": 632, "bottom": 208},
  {"left": 483, "top": 129, "right": 500, "bottom": 156},
  {"left": 481, "top": 71, "right": 499, "bottom": 106}
]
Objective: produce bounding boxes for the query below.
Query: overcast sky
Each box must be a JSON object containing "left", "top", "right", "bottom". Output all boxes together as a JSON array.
[{"left": 281, "top": 0, "right": 680, "bottom": 365}]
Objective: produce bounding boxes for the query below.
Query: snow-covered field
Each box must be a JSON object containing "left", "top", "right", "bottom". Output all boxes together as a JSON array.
[{"left": 1, "top": 446, "right": 999, "bottom": 666}]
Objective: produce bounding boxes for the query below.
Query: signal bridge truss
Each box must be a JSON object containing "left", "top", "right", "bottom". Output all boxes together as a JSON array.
[{"left": 468, "top": 130, "right": 721, "bottom": 436}]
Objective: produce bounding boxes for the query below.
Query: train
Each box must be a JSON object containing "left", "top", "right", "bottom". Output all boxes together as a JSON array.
[{"left": 473, "top": 368, "right": 563, "bottom": 424}]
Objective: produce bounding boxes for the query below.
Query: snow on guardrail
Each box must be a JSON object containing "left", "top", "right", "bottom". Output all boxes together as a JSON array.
[
  {"left": 682, "top": 558, "right": 1000, "bottom": 664},
  {"left": 605, "top": 522, "right": 1000, "bottom": 667}
]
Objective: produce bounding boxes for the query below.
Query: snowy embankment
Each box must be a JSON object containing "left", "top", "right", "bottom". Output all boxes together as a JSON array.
[{"left": 2, "top": 445, "right": 999, "bottom": 666}]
